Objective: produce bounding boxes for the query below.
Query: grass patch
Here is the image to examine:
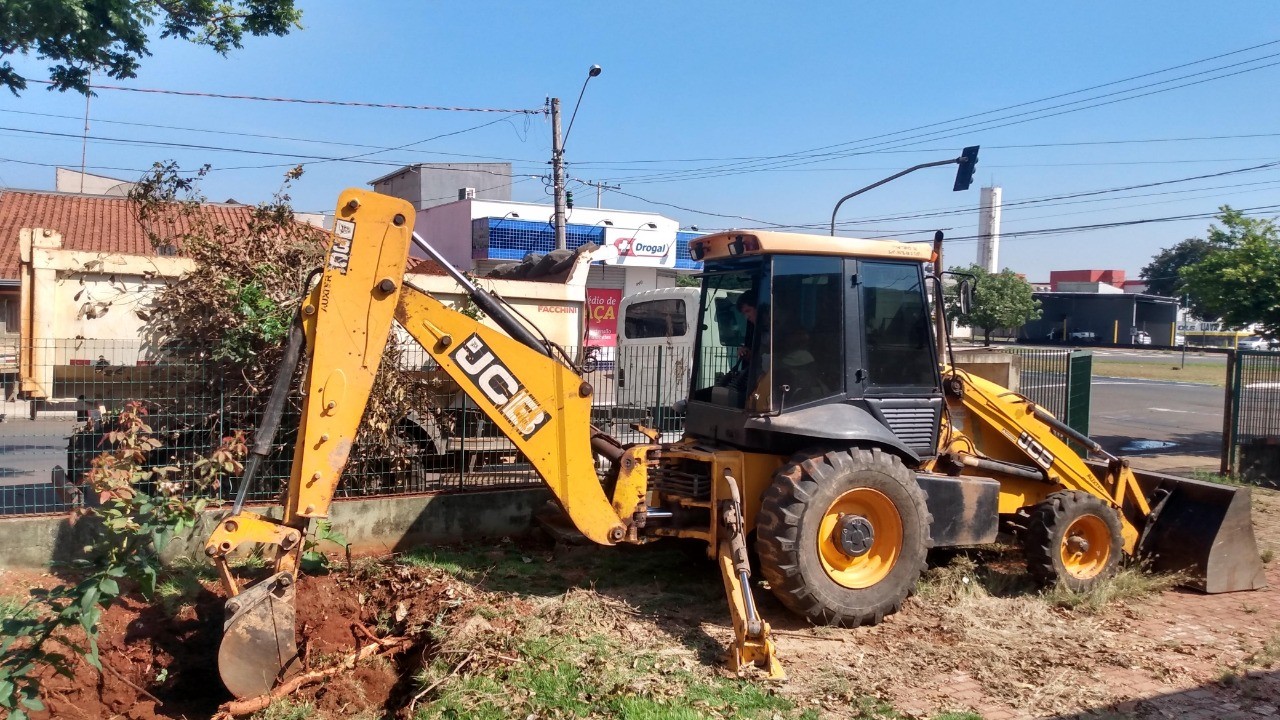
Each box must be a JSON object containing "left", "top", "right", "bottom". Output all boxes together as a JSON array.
[
  {"left": 251, "top": 698, "right": 316, "bottom": 720},
  {"left": 1262, "top": 548, "right": 1275, "bottom": 564},
  {"left": 398, "top": 540, "right": 723, "bottom": 608},
  {"left": 0, "top": 594, "right": 32, "bottom": 620},
  {"left": 1246, "top": 630, "right": 1280, "bottom": 669},
  {"left": 920, "top": 554, "right": 1178, "bottom": 613},
  {"left": 918, "top": 552, "right": 1037, "bottom": 601},
  {"left": 154, "top": 558, "right": 216, "bottom": 615},
  {"left": 1190, "top": 469, "right": 1246, "bottom": 487},
  {"left": 1044, "top": 566, "right": 1181, "bottom": 612},
  {"left": 1093, "top": 359, "right": 1225, "bottom": 386},
  {"left": 413, "top": 587, "right": 796, "bottom": 720}
]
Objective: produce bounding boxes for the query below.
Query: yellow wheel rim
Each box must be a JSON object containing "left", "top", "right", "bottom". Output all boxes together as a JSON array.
[
  {"left": 817, "top": 488, "right": 903, "bottom": 589},
  {"left": 1059, "top": 514, "right": 1112, "bottom": 579}
]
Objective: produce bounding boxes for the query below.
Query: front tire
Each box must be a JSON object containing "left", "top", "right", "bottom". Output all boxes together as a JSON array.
[
  {"left": 755, "top": 447, "right": 931, "bottom": 627},
  {"left": 1024, "top": 491, "right": 1124, "bottom": 592}
]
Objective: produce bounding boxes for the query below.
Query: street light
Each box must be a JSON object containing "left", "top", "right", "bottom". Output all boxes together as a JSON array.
[
  {"left": 552, "top": 64, "right": 603, "bottom": 250},
  {"left": 564, "top": 64, "right": 602, "bottom": 149}
]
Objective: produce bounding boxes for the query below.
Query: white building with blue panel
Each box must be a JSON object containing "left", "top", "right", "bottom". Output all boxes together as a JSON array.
[{"left": 413, "top": 195, "right": 701, "bottom": 295}]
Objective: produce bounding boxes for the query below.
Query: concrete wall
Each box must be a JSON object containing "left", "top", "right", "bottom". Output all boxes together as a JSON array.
[
  {"left": 953, "top": 349, "right": 1020, "bottom": 392},
  {"left": 0, "top": 487, "right": 551, "bottom": 569}
]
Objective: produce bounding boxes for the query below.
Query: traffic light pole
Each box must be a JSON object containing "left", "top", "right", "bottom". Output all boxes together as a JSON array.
[
  {"left": 551, "top": 97, "right": 568, "bottom": 250},
  {"left": 828, "top": 146, "right": 979, "bottom": 236}
]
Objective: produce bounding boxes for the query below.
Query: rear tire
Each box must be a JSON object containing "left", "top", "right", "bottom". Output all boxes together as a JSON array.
[
  {"left": 755, "top": 447, "right": 931, "bottom": 627},
  {"left": 1024, "top": 491, "right": 1123, "bottom": 592}
]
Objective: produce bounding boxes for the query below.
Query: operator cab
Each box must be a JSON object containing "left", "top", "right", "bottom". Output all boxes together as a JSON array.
[{"left": 684, "top": 231, "right": 943, "bottom": 460}]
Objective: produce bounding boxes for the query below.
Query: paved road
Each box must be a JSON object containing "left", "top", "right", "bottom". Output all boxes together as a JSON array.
[
  {"left": 1089, "top": 375, "right": 1223, "bottom": 456},
  {"left": 1091, "top": 347, "right": 1227, "bottom": 369}
]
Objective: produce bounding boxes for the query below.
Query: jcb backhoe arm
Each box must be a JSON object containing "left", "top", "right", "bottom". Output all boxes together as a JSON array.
[{"left": 206, "top": 189, "right": 630, "bottom": 697}]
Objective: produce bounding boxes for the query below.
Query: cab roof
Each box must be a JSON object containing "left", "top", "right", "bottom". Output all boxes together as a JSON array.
[{"left": 689, "top": 230, "right": 933, "bottom": 264}]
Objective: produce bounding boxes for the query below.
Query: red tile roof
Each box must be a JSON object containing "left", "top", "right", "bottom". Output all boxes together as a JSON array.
[{"left": 0, "top": 189, "right": 260, "bottom": 280}]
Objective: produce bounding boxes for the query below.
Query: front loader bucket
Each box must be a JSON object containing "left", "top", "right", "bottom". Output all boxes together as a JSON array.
[
  {"left": 1130, "top": 468, "right": 1267, "bottom": 593},
  {"left": 219, "top": 572, "right": 302, "bottom": 698}
]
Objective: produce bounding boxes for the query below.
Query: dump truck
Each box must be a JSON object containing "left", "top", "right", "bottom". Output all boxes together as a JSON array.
[{"left": 206, "top": 189, "right": 1265, "bottom": 698}]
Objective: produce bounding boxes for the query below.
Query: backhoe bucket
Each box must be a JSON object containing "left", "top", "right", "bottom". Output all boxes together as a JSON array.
[
  {"left": 219, "top": 572, "right": 301, "bottom": 698},
  {"left": 1130, "top": 468, "right": 1267, "bottom": 593}
]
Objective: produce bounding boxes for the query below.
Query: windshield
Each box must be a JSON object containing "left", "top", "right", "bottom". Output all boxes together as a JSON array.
[{"left": 690, "top": 260, "right": 765, "bottom": 409}]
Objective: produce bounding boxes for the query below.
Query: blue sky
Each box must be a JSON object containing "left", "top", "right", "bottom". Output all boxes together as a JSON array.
[{"left": 2, "top": 1, "right": 1279, "bottom": 280}]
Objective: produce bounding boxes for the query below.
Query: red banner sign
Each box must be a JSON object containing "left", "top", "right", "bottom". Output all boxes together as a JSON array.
[{"left": 586, "top": 289, "right": 622, "bottom": 347}]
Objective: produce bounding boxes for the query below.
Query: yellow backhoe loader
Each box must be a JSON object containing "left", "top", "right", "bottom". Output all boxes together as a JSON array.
[{"left": 206, "top": 189, "right": 1265, "bottom": 698}]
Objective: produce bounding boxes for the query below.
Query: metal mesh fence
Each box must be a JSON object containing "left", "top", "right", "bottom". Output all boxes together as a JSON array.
[
  {"left": 1001, "top": 347, "right": 1093, "bottom": 452},
  {"left": 1, "top": 339, "right": 1097, "bottom": 517},
  {"left": 0, "top": 339, "right": 689, "bottom": 517},
  {"left": 1233, "top": 350, "right": 1280, "bottom": 442}
]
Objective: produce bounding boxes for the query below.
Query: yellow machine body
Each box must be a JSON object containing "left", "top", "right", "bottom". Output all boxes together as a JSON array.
[{"left": 207, "top": 196, "right": 1263, "bottom": 699}]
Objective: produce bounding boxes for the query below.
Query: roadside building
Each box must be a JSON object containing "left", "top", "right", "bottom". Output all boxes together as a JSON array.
[{"left": 1024, "top": 292, "right": 1179, "bottom": 346}]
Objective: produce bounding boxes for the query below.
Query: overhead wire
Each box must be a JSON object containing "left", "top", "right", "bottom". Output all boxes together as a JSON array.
[
  {"left": 21, "top": 78, "right": 546, "bottom": 114},
  {"left": 597, "top": 50, "right": 1280, "bottom": 185}
]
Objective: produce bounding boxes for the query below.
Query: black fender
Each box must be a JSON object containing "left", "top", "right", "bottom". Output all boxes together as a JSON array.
[{"left": 744, "top": 403, "right": 921, "bottom": 464}]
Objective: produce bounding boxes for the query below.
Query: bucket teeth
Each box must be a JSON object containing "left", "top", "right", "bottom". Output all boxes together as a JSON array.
[{"left": 218, "top": 572, "right": 302, "bottom": 698}]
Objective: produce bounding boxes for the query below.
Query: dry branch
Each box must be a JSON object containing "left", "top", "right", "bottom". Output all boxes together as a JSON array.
[{"left": 213, "top": 636, "right": 412, "bottom": 718}]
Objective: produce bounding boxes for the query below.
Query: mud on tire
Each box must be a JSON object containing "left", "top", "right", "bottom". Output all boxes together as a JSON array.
[
  {"left": 1024, "top": 490, "right": 1124, "bottom": 593},
  {"left": 755, "top": 447, "right": 931, "bottom": 627}
]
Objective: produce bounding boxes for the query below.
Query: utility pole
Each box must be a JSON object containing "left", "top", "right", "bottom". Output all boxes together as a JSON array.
[
  {"left": 551, "top": 97, "right": 567, "bottom": 250},
  {"left": 551, "top": 65, "right": 603, "bottom": 250},
  {"left": 582, "top": 180, "right": 621, "bottom": 208}
]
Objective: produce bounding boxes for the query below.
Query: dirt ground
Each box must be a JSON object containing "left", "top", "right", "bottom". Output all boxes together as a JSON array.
[{"left": 5, "top": 487, "right": 1279, "bottom": 720}]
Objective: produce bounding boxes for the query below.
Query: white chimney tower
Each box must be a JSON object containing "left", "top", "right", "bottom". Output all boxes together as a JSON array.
[{"left": 977, "top": 186, "right": 1002, "bottom": 273}]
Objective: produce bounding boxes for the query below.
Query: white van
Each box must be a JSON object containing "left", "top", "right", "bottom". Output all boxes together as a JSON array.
[{"left": 615, "top": 288, "right": 700, "bottom": 411}]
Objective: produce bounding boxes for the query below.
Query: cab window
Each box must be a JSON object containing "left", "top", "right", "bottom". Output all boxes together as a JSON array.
[{"left": 861, "top": 261, "right": 935, "bottom": 389}]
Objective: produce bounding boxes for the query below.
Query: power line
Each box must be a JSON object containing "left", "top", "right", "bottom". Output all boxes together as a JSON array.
[
  {"left": 0, "top": 126, "right": 534, "bottom": 177},
  {"left": 931, "top": 204, "right": 1280, "bottom": 244},
  {"left": 602, "top": 158, "right": 1280, "bottom": 233},
  {"left": 22, "top": 78, "right": 546, "bottom": 114},
  {"left": 214, "top": 114, "right": 526, "bottom": 172},
  {"left": 832, "top": 159, "right": 1280, "bottom": 227},
  {"left": 571, "top": 131, "right": 1280, "bottom": 168},
  {"left": 600, "top": 50, "right": 1280, "bottom": 185},
  {"left": 0, "top": 108, "right": 540, "bottom": 164}
]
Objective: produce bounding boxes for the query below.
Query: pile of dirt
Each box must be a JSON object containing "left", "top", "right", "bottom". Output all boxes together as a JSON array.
[{"left": 25, "top": 563, "right": 473, "bottom": 720}]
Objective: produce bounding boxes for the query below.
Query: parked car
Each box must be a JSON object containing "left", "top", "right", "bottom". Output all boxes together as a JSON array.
[
  {"left": 1047, "top": 328, "right": 1098, "bottom": 343},
  {"left": 1238, "top": 336, "right": 1279, "bottom": 351},
  {"left": 1132, "top": 330, "right": 1151, "bottom": 345}
]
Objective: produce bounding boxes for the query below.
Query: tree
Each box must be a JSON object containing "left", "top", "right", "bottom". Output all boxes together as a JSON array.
[
  {"left": 947, "top": 264, "right": 1041, "bottom": 346},
  {"left": 1139, "top": 237, "right": 1212, "bottom": 310},
  {"left": 0, "top": 0, "right": 302, "bottom": 95},
  {"left": 1180, "top": 206, "right": 1280, "bottom": 338}
]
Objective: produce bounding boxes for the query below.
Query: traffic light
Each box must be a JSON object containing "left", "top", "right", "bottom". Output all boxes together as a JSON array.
[
  {"left": 953, "top": 145, "right": 980, "bottom": 191},
  {"left": 566, "top": 190, "right": 575, "bottom": 209}
]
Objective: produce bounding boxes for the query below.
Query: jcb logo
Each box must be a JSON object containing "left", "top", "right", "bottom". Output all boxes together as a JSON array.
[
  {"left": 328, "top": 220, "right": 355, "bottom": 275},
  {"left": 453, "top": 334, "right": 551, "bottom": 440},
  {"left": 1017, "top": 432, "right": 1055, "bottom": 470}
]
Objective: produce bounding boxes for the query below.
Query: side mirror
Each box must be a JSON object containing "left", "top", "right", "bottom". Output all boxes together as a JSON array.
[{"left": 958, "top": 279, "right": 974, "bottom": 315}]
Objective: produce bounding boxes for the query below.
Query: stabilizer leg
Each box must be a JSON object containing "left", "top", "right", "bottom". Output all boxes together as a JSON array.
[{"left": 717, "top": 471, "right": 785, "bottom": 679}]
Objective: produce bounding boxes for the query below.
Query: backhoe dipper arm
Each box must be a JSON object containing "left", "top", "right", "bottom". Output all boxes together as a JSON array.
[{"left": 206, "top": 189, "right": 630, "bottom": 698}]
